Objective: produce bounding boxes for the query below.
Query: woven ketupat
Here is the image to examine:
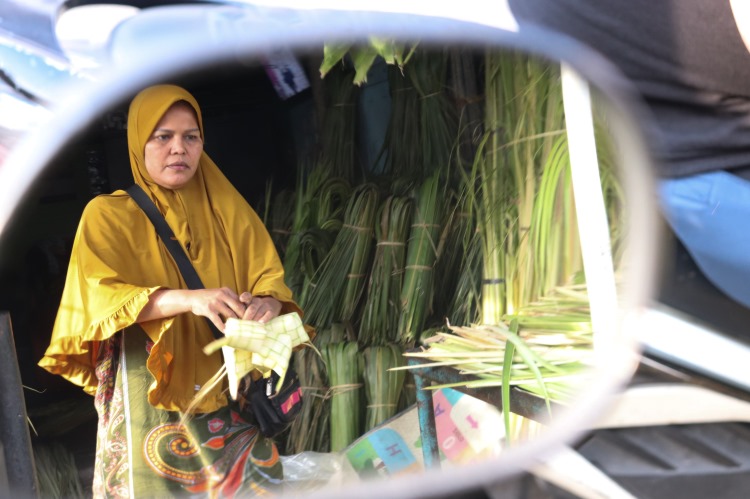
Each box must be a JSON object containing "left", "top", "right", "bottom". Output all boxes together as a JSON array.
[{"left": 203, "top": 312, "right": 311, "bottom": 398}]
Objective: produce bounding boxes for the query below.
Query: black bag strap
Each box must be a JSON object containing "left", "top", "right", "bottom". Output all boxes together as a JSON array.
[{"left": 127, "top": 184, "right": 223, "bottom": 339}]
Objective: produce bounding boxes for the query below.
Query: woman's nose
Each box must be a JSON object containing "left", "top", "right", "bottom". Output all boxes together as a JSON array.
[{"left": 171, "top": 137, "right": 187, "bottom": 154}]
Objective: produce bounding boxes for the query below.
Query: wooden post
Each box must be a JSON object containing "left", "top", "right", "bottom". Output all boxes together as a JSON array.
[{"left": 0, "top": 312, "right": 39, "bottom": 497}]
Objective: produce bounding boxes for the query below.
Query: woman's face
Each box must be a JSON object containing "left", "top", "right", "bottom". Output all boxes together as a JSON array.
[{"left": 144, "top": 102, "right": 203, "bottom": 189}]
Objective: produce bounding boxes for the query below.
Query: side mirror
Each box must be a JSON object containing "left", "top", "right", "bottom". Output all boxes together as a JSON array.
[{"left": 0, "top": 5, "right": 660, "bottom": 498}]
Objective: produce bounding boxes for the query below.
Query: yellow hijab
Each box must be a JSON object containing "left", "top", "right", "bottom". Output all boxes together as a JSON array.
[{"left": 39, "top": 84, "right": 300, "bottom": 412}]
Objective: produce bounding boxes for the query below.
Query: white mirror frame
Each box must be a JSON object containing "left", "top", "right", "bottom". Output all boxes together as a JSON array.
[{"left": 0, "top": 7, "right": 660, "bottom": 498}]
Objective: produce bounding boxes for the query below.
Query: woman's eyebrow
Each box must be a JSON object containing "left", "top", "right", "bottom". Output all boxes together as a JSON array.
[{"left": 153, "top": 127, "right": 201, "bottom": 133}]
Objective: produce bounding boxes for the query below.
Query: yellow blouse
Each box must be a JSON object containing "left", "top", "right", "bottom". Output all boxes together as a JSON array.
[{"left": 38, "top": 84, "right": 301, "bottom": 413}]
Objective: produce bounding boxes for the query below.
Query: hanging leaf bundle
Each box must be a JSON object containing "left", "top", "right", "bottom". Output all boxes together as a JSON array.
[
  {"left": 397, "top": 173, "right": 443, "bottom": 344},
  {"left": 594, "top": 121, "right": 626, "bottom": 267},
  {"left": 323, "top": 341, "right": 364, "bottom": 452},
  {"left": 338, "top": 185, "right": 381, "bottom": 326},
  {"left": 478, "top": 51, "right": 567, "bottom": 323},
  {"left": 296, "top": 228, "right": 338, "bottom": 307},
  {"left": 285, "top": 323, "right": 347, "bottom": 454},
  {"left": 527, "top": 135, "right": 581, "bottom": 297},
  {"left": 359, "top": 195, "right": 414, "bottom": 345},
  {"left": 431, "top": 190, "right": 479, "bottom": 327},
  {"left": 378, "top": 66, "right": 422, "bottom": 179},
  {"left": 302, "top": 183, "right": 380, "bottom": 329},
  {"left": 445, "top": 229, "right": 483, "bottom": 327},
  {"left": 284, "top": 347, "right": 328, "bottom": 453},
  {"left": 292, "top": 176, "right": 353, "bottom": 305},
  {"left": 319, "top": 65, "right": 360, "bottom": 183},
  {"left": 406, "top": 49, "right": 459, "bottom": 179},
  {"left": 363, "top": 344, "right": 406, "bottom": 431},
  {"left": 283, "top": 163, "right": 330, "bottom": 295},
  {"left": 449, "top": 47, "right": 483, "bottom": 167}
]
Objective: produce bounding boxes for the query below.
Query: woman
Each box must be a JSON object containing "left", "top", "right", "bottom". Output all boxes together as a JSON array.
[{"left": 39, "top": 84, "right": 301, "bottom": 497}]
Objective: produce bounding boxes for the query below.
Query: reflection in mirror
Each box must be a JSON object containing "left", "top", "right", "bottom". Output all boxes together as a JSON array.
[{"left": 4, "top": 39, "right": 640, "bottom": 498}]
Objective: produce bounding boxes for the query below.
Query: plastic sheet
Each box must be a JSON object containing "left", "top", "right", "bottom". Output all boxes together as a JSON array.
[{"left": 281, "top": 451, "right": 355, "bottom": 494}]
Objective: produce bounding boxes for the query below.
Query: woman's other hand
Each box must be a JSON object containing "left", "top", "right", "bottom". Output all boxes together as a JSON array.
[
  {"left": 189, "top": 288, "right": 246, "bottom": 332},
  {"left": 239, "top": 293, "right": 282, "bottom": 323}
]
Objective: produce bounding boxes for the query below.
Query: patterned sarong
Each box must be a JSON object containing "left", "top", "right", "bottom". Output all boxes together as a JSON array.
[{"left": 92, "top": 325, "right": 282, "bottom": 498}]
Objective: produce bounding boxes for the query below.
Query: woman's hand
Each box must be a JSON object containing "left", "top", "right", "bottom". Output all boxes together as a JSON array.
[
  {"left": 138, "top": 287, "right": 246, "bottom": 333},
  {"left": 239, "top": 293, "right": 282, "bottom": 323},
  {"left": 189, "top": 288, "right": 247, "bottom": 332}
]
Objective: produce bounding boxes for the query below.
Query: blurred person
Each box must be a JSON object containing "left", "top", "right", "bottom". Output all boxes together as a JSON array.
[{"left": 510, "top": 0, "right": 750, "bottom": 309}]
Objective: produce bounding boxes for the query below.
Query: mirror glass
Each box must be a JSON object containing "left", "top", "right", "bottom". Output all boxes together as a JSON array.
[{"left": 0, "top": 26, "right": 654, "bottom": 498}]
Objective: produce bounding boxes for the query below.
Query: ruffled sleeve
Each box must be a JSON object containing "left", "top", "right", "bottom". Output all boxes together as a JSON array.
[{"left": 38, "top": 195, "right": 170, "bottom": 394}]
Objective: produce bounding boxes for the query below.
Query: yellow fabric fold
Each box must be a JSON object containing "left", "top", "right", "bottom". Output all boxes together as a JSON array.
[{"left": 39, "top": 84, "right": 302, "bottom": 413}]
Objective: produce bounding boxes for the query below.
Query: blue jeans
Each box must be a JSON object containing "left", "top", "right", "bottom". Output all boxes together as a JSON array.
[{"left": 659, "top": 170, "right": 750, "bottom": 309}]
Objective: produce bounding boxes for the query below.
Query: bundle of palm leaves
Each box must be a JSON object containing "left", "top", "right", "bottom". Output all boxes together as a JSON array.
[
  {"left": 284, "top": 323, "right": 347, "bottom": 454},
  {"left": 363, "top": 344, "right": 406, "bottom": 431},
  {"left": 397, "top": 173, "right": 444, "bottom": 344},
  {"left": 407, "top": 50, "right": 459, "bottom": 179},
  {"left": 302, "top": 183, "right": 380, "bottom": 329},
  {"left": 323, "top": 341, "right": 364, "bottom": 451},
  {"left": 359, "top": 195, "right": 414, "bottom": 345}
]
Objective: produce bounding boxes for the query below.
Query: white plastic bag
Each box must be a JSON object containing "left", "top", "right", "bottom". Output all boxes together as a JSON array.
[{"left": 281, "top": 451, "right": 356, "bottom": 494}]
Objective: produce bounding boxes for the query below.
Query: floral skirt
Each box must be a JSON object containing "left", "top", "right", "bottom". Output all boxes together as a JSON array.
[{"left": 92, "top": 325, "right": 282, "bottom": 498}]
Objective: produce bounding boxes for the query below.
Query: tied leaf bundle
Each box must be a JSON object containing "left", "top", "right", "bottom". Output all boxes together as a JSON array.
[
  {"left": 339, "top": 185, "right": 381, "bottom": 324},
  {"left": 363, "top": 344, "right": 406, "bottom": 431},
  {"left": 397, "top": 173, "right": 443, "bottom": 344},
  {"left": 406, "top": 49, "right": 458, "bottom": 180},
  {"left": 378, "top": 66, "right": 421, "bottom": 178},
  {"left": 359, "top": 195, "right": 414, "bottom": 345},
  {"left": 478, "top": 51, "right": 566, "bottom": 322},
  {"left": 284, "top": 323, "right": 347, "bottom": 454},
  {"left": 434, "top": 191, "right": 482, "bottom": 327},
  {"left": 445, "top": 229, "right": 483, "bottom": 327},
  {"left": 323, "top": 341, "right": 364, "bottom": 452},
  {"left": 303, "top": 183, "right": 380, "bottom": 329},
  {"left": 296, "top": 228, "right": 337, "bottom": 307},
  {"left": 318, "top": 65, "right": 360, "bottom": 183},
  {"left": 293, "top": 176, "right": 353, "bottom": 305},
  {"left": 283, "top": 165, "right": 328, "bottom": 296}
]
